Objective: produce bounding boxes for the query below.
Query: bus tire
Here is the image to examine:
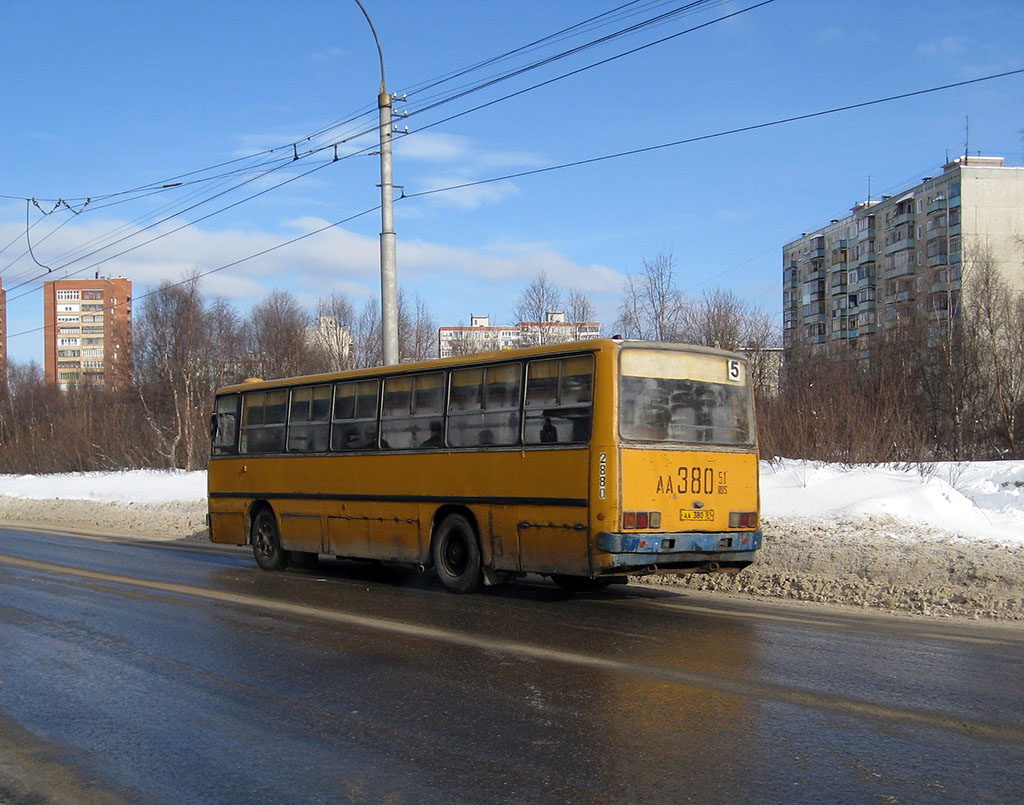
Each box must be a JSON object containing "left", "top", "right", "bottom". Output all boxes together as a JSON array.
[
  {"left": 252, "top": 508, "right": 289, "bottom": 571},
  {"left": 432, "top": 513, "right": 482, "bottom": 593}
]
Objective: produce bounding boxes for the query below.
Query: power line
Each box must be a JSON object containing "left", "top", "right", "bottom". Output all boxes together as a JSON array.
[
  {"left": 404, "top": 67, "right": 1024, "bottom": 202},
  {"left": 1, "top": 0, "right": 753, "bottom": 297},
  {"left": 3, "top": 205, "right": 381, "bottom": 343},
  {"left": 3, "top": 155, "right": 343, "bottom": 300}
]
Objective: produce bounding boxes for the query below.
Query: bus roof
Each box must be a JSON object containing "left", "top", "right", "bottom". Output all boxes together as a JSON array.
[{"left": 215, "top": 338, "right": 748, "bottom": 394}]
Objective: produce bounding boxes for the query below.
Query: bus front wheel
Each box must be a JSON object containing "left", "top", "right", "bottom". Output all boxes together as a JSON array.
[
  {"left": 252, "top": 508, "right": 288, "bottom": 571},
  {"left": 432, "top": 513, "right": 482, "bottom": 593}
]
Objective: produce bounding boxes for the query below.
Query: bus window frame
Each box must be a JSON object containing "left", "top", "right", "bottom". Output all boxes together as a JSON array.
[
  {"left": 330, "top": 378, "right": 380, "bottom": 452},
  {"left": 286, "top": 383, "right": 332, "bottom": 453},
  {"left": 523, "top": 354, "right": 594, "bottom": 445},
  {"left": 211, "top": 393, "right": 241, "bottom": 455}
]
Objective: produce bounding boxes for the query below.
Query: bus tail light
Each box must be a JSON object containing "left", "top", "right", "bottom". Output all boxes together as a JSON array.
[
  {"left": 622, "top": 511, "right": 661, "bottom": 529},
  {"left": 729, "top": 511, "right": 758, "bottom": 529}
]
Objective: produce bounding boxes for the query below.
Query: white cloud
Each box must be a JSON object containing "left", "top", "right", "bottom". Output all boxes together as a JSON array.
[
  {"left": 916, "top": 35, "right": 971, "bottom": 58},
  {"left": 0, "top": 212, "right": 621, "bottom": 319}
]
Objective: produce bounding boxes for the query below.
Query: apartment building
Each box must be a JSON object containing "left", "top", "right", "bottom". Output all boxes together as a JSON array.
[
  {"left": 438, "top": 312, "right": 600, "bottom": 358},
  {"left": 783, "top": 155, "right": 1024, "bottom": 358},
  {"left": 43, "top": 276, "right": 132, "bottom": 390}
]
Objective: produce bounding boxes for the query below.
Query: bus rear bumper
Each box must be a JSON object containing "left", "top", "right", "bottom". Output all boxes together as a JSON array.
[{"left": 596, "top": 530, "right": 762, "bottom": 570}]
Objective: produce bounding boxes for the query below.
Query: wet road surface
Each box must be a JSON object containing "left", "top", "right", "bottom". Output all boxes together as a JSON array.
[{"left": 1, "top": 525, "right": 1023, "bottom": 803}]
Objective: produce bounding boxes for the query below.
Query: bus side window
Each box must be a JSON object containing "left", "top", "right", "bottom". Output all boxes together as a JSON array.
[
  {"left": 448, "top": 363, "right": 521, "bottom": 447},
  {"left": 524, "top": 355, "right": 594, "bottom": 445},
  {"left": 331, "top": 379, "right": 379, "bottom": 451},
  {"left": 382, "top": 372, "right": 445, "bottom": 449},
  {"left": 211, "top": 394, "right": 240, "bottom": 455},
  {"left": 240, "top": 389, "right": 287, "bottom": 454},
  {"left": 287, "top": 384, "right": 331, "bottom": 452}
]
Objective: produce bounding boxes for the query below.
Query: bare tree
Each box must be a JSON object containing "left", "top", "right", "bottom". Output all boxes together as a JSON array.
[
  {"left": 965, "top": 242, "right": 1024, "bottom": 455},
  {"left": 134, "top": 274, "right": 245, "bottom": 469},
  {"left": 615, "top": 251, "right": 683, "bottom": 341},
  {"left": 248, "top": 290, "right": 317, "bottom": 379},
  {"left": 566, "top": 289, "right": 598, "bottom": 340},
  {"left": 514, "top": 271, "right": 563, "bottom": 346},
  {"left": 352, "top": 297, "right": 382, "bottom": 369},
  {"left": 399, "top": 292, "right": 437, "bottom": 363}
]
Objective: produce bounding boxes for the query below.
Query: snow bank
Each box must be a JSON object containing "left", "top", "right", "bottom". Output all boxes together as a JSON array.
[
  {"left": 0, "top": 469, "right": 207, "bottom": 504},
  {"left": 760, "top": 460, "right": 1024, "bottom": 545}
]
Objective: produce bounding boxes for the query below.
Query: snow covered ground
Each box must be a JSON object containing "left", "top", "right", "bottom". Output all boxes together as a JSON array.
[
  {"left": 762, "top": 459, "right": 1024, "bottom": 545},
  {"left": 1, "top": 461, "right": 1022, "bottom": 619}
]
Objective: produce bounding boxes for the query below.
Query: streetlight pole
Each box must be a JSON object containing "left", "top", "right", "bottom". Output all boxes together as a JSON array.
[{"left": 354, "top": 0, "right": 399, "bottom": 366}]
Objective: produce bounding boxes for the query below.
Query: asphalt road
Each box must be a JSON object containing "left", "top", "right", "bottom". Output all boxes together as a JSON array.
[{"left": 1, "top": 525, "right": 1023, "bottom": 804}]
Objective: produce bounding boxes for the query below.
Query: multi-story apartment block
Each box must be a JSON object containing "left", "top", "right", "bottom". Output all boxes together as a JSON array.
[
  {"left": 783, "top": 155, "right": 1024, "bottom": 359},
  {"left": 439, "top": 312, "right": 600, "bottom": 358},
  {"left": 43, "top": 276, "right": 132, "bottom": 390}
]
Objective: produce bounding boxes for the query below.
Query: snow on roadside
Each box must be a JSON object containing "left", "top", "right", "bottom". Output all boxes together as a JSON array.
[
  {"left": 761, "top": 460, "right": 1024, "bottom": 545},
  {"left": 0, "top": 470, "right": 207, "bottom": 504}
]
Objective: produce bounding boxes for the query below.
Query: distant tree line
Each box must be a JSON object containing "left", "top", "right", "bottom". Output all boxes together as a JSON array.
[{"left": 0, "top": 272, "right": 438, "bottom": 473}]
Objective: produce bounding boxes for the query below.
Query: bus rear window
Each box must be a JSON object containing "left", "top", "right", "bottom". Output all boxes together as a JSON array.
[{"left": 619, "top": 350, "right": 753, "bottom": 446}]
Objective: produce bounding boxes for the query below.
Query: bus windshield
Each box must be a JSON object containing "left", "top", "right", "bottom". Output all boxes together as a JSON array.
[{"left": 619, "top": 348, "right": 754, "bottom": 446}]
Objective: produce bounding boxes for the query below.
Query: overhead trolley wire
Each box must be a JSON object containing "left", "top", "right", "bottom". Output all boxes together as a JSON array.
[
  {"left": 404, "top": 67, "right": 1024, "bottom": 202},
  {"left": 3, "top": 0, "right": 778, "bottom": 336},
  {"left": 3, "top": 0, "right": 748, "bottom": 295}
]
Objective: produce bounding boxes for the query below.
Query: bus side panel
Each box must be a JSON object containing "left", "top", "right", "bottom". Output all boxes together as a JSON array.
[
  {"left": 485, "top": 504, "right": 521, "bottom": 572},
  {"left": 208, "top": 510, "right": 246, "bottom": 545},
  {"left": 208, "top": 459, "right": 247, "bottom": 545},
  {"left": 364, "top": 501, "right": 421, "bottom": 562},
  {"left": 278, "top": 507, "right": 326, "bottom": 554},
  {"left": 516, "top": 506, "right": 590, "bottom": 575},
  {"left": 327, "top": 509, "right": 370, "bottom": 557}
]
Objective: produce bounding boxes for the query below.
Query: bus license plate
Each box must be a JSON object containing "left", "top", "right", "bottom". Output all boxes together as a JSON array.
[{"left": 680, "top": 509, "right": 715, "bottom": 522}]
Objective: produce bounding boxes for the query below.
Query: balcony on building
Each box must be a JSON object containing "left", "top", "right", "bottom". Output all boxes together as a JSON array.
[
  {"left": 887, "top": 210, "right": 915, "bottom": 228},
  {"left": 884, "top": 237, "right": 915, "bottom": 255}
]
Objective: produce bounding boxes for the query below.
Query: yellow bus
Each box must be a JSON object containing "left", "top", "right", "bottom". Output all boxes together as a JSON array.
[{"left": 208, "top": 338, "right": 761, "bottom": 592}]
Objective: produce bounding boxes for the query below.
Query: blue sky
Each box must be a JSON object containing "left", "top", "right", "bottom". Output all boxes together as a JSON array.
[{"left": 2, "top": 0, "right": 1022, "bottom": 365}]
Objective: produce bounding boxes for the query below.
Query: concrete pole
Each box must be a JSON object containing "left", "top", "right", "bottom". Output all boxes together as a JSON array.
[
  {"left": 354, "top": 0, "right": 399, "bottom": 365},
  {"left": 378, "top": 89, "right": 399, "bottom": 366}
]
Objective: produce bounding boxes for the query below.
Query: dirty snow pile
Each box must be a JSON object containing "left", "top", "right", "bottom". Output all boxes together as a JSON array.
[
  {"left": 0, "top": 461, "right": 1022, "bottom": 620},
  {"left": 650, "top": 460, "right": 1024, "bottom": 620}
]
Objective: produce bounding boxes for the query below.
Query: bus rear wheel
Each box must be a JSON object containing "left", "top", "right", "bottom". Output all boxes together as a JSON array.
[
  {"left": 252, "top": 508, "right": 288, "bottom": 571},
  {"left": 432, "top": 513, "right": 482, "bottom": 593}
]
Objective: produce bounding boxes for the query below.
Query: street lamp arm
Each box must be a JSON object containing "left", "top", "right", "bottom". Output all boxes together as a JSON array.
[{"left": 353, "top": 0, "right": 387, "bottom": 95}]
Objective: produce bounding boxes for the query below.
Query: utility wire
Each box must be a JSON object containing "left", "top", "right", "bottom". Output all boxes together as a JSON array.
[
  {"left": 6, "top": 1, "right": 727, "bottom": 210},
  {"left": 2, "top": 0, "right": 750, "bottom": 293},
  {"left": 4, "top": 155, "right": 342, "bottom": 298},
  {"left": 404, "top": 68, "right": 1024, "bottom": 201},
  {"left": 3, "top": 205, "right": 381, "bottom": 342}
]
